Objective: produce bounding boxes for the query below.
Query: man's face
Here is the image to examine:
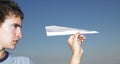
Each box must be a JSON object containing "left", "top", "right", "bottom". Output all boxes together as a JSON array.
[{"left": 0, "top": 15, "right": 22, "bottom": 50}]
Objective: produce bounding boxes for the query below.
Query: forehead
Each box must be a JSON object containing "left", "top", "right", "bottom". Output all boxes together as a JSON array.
[{"left": 4, "top": 15, "right": 22, "bottom": 25}]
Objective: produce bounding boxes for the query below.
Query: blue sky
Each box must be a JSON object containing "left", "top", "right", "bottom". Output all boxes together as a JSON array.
[{"left": 8, "top": 0, "right": 120, "bottom": 64}]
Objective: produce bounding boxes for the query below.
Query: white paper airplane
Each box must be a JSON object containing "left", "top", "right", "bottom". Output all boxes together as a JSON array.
[{"left": 45, "top": 25, "right": 99, "bottom": 36}]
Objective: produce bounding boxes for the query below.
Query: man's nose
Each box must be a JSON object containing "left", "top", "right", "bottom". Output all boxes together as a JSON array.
[
  {"left": 16, "top": 30, "right": 22, "bottom": 38},
  {"left": 18, "top": 32, "right": 22, "bottom": 38}
]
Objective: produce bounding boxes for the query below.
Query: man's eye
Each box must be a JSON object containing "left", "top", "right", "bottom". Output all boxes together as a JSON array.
[
  {"left": 13, "top": 24, "right": 21, "bottom": 29},
  {"left": 14, "top": 24, "right": 18, "bottom": 28}
]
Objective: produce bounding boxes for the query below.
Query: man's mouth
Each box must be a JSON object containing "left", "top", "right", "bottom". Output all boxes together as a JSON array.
[{"left": 13, "top": 40, "right": 19, "bottom": 44}]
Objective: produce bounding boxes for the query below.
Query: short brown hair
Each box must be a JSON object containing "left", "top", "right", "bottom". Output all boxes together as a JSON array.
[{"left": 0, "top": 0, "right": 24, "bottom": 24}]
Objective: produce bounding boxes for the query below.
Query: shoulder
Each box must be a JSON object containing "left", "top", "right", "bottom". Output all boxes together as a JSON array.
[
  {"left": 8, "top": 53, "right": 33, "bottom": 64},
  {"left": 0, "top": 52, "right": 33, "bottom": 64},
  {"left": 15, "top": 56, "right": 33, "bottom": 64}
]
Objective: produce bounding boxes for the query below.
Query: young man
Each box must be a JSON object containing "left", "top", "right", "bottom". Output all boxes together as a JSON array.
[{"left": 0, "top": 0, "right": 85, "bottom": 64}]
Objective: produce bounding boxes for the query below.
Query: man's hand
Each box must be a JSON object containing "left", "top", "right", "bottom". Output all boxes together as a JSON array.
[{"left": 67, "top": 32, "right": 85, "bottom": 64}]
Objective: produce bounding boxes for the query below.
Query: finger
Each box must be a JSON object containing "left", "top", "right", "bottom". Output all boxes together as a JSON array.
[
  {"left": 78, "top": 35, "right": 86, "bottom": 44},
  {"left": 79, "top": 35, "right": 86, "bottom": 40},
  {"left": 74, "top": 32, "right": 80, "bottom": 41},
  {"left": 67, "top": 34, "right": 74, "bottom": 44},
  {"left": 78, "top": 35, "right": 84, "bottom": 39},
  {"left": 69, "top": 34, "right": 75, "bottom": 41}
]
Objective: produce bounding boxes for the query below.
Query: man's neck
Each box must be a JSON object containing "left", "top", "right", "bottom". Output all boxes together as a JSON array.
[{"left": 0, "top": 49, "right": 6, "bottom": 59}]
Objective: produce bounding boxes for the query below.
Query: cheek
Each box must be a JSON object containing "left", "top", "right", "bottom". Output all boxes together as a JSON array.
[
  {"left": 0, "top": 29, "right": 15, "bottom": 43},
  {"left": 0, "top": 31, "right": 15, "bottom": 49}
]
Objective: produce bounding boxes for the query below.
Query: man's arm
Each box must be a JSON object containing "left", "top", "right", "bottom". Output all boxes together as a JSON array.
[{"left": 67, "top": 32, "right": 85, "bottom": 64}]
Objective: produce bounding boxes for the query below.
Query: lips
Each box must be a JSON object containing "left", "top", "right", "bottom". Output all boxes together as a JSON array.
[
  {"left": 15, "top": 40, "right": 18, "bottom": 42},
  {"left": 13, "top": 40, "right": 19, "bottom": 45}
]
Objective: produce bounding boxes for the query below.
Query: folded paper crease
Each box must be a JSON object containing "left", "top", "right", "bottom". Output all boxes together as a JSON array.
[{"left": 45, "top": 25, "right": 99, "bottom": 36}]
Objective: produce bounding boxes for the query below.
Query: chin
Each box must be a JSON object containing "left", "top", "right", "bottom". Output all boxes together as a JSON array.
[
  {"left": 7, "top": 46, "right": 16, "bottom": 50},
  {"left": 10, "top": 47, "right": 15, "bottom": 50}
]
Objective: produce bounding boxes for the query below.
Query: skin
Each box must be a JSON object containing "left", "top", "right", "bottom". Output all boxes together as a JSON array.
[
  {"left": 67, "top": 33, "right": 85, "bottom": 64},
  {"left": 0, "top": 15, "right": 22, "bottom": 58},
  {"left": 0, "top": 14, "right": 85, "bottom": 64}
]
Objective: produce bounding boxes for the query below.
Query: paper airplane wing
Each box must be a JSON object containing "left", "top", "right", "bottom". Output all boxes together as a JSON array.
[{"left": 45, "top": 25, "right": 99, "bottom": 36}]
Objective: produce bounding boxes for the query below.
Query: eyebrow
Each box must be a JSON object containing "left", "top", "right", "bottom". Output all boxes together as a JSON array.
[{"left": 12, "top": 23, "right": 22, "bottom": 28}]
